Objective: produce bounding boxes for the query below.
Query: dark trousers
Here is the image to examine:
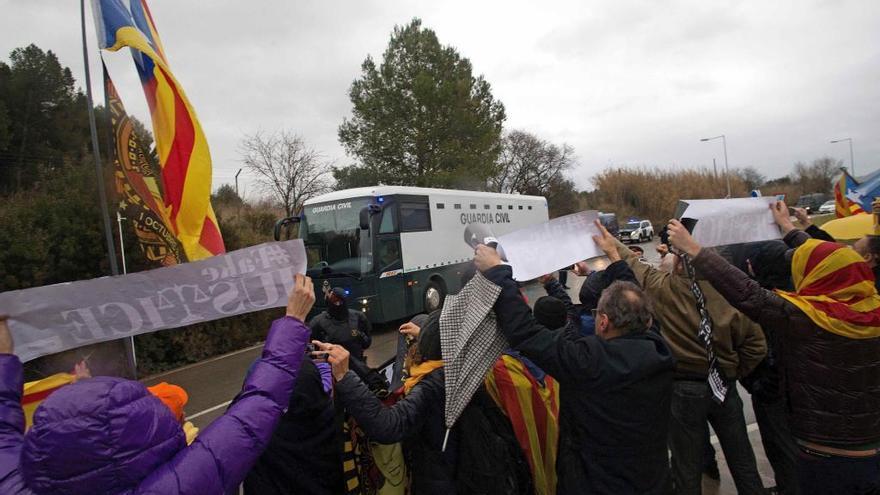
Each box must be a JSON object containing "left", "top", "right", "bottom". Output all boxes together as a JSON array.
[
  {"left": 754, "top": 397, "right": 800, "bottom": 494},
  {"left": 558, "top": 269, "right": 568, "bottom": 286},
  {"left": 797, "top": 448, "right": 880, "bottom": 495},
  {"left": 669, "top": 380, "right": 764, "bottom": 494}
]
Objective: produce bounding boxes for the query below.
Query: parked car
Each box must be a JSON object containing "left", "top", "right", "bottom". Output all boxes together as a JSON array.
[
  {"left": 599, "top": 212, "right": 620, "bottom": 237},
  {"left": 618, "top": 219, "right": 654, "bottom": 243},
  {"left": 796, "top": 193, "right": 830, "bottom": 213},
  {"left": 817, "top": 200, "right": 836, "bottom": 215}
]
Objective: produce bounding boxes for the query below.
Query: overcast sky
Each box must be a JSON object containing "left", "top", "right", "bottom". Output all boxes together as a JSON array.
[{"left": 2, "top": 0, "right": 878, "bottom": 196}]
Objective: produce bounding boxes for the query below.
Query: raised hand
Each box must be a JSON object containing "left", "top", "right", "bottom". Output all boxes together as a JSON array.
[
  {"left": 591, "top": 219, "right": 621, "bottom": 262},
  {"left": 666, "top": 219, "right": 702, "bottom": 257},
  {"left": 474, "top": 244, "right": 503, "bottom": 272},
  {"left": 770, "top": 201, "right": 796, "bottom": 235},
  {"left": 286, "top": 274, "right": 315, "bottom": 322},
  {"left": 312, "top": 340, "right": 350, "bottom": 381}
]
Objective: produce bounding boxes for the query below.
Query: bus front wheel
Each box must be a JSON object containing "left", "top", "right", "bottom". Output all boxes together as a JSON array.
[{"left": 424, "top": 281, "right": 445, "bottom": 313}]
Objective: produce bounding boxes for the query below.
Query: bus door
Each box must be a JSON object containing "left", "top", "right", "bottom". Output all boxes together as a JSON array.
[{"left": 375, "top": 202, "right": 408, "bottom": 322}]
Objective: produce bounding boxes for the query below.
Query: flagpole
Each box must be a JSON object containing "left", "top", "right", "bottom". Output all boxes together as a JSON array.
[
  {"left": 82, "top": 0, "right": 139, "bottom": 379},
  {"left": 81, "top": 0, "right": 119, "bottom": 277}
]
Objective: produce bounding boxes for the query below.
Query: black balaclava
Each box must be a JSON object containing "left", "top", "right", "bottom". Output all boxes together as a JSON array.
[
  {"left": 417, "top": 311, "right": 443, "bottom": 362},
  {"left": 326, "top": 287, "right": 348, "bottom": 320},
  {"left": 534, "top": 296, "right": 567, "bottom": 330}
]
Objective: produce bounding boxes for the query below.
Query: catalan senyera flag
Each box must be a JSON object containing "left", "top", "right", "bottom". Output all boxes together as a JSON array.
[
  {"left": 484, "top": 354, "right": 559, "bottom": 495},
  {"left": 777, "top": 239, "right": 880, "bottom": 339},
  {"left": 22, "top": 373, "right": 76, "bottom": 430},
  {"left": 106, "top": 67, "right": 187, "bottom": 266},
  {"left": 92, "top": 0, "right": 225, "bottom": 260},
  {"left": 834, "top": 170, "right": 865, "bottom": 218}
]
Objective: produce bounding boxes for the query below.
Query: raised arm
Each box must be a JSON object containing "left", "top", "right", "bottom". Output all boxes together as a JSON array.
[
  {"left": 136, "top": 276, "right": 314, "bottom": 494},
  {"left": 666, "top": 210, "right": 798, "bottom": 331},
  {"left": 480, "top": 259, "right": 602, "bottom": 384},
  {"left": 541, "top": 276, "right": 577, "bottom": 322},
  {"left": 315, "top": 342, "right": 439, "bottom": 444},
  {"left": 0, "top": 316, "right": 25, "bottom": 492}
]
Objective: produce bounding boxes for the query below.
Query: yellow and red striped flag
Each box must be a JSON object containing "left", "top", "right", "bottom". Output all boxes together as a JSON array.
[
  {"left": 484, "top": 354, "right": 560, "bottom": 495},
  {"left": 92, "top": 0, "right": 225, "bottom": 260},
  {"left": 22, "top": 373, "right": 76, "bottom": 430},
  {"left": 834, "top": 171, "right": 865, "bottom": 218},
  {"left": 777, "top": 239, "right": 880, "bottom": 339}
]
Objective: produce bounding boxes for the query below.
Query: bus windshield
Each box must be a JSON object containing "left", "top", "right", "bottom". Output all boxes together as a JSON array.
[{"left": 300, "top": 197, "right": 374, "bottom": 278}]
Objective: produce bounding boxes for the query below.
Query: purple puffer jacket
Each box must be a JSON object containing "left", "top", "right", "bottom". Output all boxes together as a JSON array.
[{"left": 0, "top": 316, "right": 309, "bottom": 495}]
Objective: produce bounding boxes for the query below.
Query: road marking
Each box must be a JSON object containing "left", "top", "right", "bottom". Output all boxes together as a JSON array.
[
  {"left": 187, "top": 400, "right": 233, "bottom": 421},
  {"left": 141, "top": 343, "right": 264, "bottom": 382},
  {"left": 709, "top": 422, "right": 760, "bottom": 446}
]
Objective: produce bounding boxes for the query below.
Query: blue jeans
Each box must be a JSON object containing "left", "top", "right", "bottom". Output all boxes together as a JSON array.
[
  {"left": 797, "top": 448, "right": 880, "bottom": 495},
  {"left": 669, "top": 380, "right": 764, "bottom": 494}
]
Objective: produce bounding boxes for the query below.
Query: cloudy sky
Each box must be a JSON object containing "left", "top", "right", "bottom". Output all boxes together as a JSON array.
[{"left": 2, "top": 0, "right": 878, "bottom": 196}]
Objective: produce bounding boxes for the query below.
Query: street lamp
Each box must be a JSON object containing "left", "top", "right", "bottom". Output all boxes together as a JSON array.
[
  {"left": 830, "top": 138, "right": 855, "bottom": 177},
  {"left": 701, "top": 134, "right": 731, "bottom": 198}
]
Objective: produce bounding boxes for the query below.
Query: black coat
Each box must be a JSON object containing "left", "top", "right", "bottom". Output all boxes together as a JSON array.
[
  {"left": 484, "top": 265, "right": 675, "bottom": 495},
  {"left": 693, "top": 230, "right": 880, "bottom": 449},
  {"left": 309, "top": 309, "right": 372, "bottom": 360},
  {"left": 336, "top": 368, "right": 458, "bottom": 495},
  {"left": 244, "top": 359, "right": 344, "bottom": 495}
]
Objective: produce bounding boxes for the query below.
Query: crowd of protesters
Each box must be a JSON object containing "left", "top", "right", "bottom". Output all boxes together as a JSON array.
[{"left": 1, "top": 199, "right": 880, "bottom": 494}]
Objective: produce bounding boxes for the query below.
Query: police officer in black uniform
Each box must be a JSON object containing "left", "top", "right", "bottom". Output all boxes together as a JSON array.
[{"left": 309, "top": 287, "right": 387, "bottom": 393}]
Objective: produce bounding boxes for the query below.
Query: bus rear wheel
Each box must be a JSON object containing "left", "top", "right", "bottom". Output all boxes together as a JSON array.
[{"left": 424, "top": 281, "right": 445, "bottom": 313}]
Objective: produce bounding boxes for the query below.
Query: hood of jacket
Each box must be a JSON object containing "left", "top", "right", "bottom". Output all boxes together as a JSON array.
[{"left": 21, "top": 376, "right": 185, "bottom": 494}]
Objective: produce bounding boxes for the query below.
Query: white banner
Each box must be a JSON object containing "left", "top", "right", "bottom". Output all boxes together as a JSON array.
[
  {"left": 680, "top": 197, "right": 781, "bottom": 247},
  {"left": 0, "top": 240, "right": 307, "bottom": 362},
  {"left": 498, "top": 210, "right": 603, "bottom": 281}
]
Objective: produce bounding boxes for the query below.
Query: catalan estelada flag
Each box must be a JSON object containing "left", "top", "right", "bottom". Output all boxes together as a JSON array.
[
  {"left": 777, "top": 239, "right": 880, "bottom": 339},
  {"left": 22, "top": 373, "right": 76, "bottom": 430},
  {"left": 834, "top": 170, "right": 865, "bottom": 218},
  {"left": 484, "top": 354, "right": 559, "bottom": 495},
  {"left": 91, "top": 0, "right": 225, "bottom": 260}
]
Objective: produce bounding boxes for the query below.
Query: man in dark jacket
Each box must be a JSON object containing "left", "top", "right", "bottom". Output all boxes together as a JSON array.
[
  {"left": 309, "top": 287, "right": 372, "bottom": 361},
  {"left": 244, "top": 359, "right": 343, "bottom": 494},
  {"left": 474, "top": 221, "right": 676, "bottom": 494},
  {"left": 615, "top": 233, "right": 767, "bottom": 494},
  {"left": 668, "top": 202, "right": 880, "bottom": 495},
  {"left": 310, "top": 287, "right": 386, "bottom": 392}
]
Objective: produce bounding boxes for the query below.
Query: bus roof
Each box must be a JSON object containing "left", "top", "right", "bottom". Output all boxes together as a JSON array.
[{"left": 303, "top": 186, "right": 547, "bottom": 206}]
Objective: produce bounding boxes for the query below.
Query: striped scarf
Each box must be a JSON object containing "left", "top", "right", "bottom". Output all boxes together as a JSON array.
[{"left": 777, "top": 239, "right": 880, "bottom": 339}]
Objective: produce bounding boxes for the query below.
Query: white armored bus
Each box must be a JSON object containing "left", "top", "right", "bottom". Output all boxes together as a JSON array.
[{"left": 276, "top": 186, "right": 548, "bottom": 323}]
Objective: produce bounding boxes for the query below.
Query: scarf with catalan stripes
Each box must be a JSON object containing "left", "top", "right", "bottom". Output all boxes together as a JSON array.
[{"left": 776, "top": 239, "right": 880, "bottom": 339}]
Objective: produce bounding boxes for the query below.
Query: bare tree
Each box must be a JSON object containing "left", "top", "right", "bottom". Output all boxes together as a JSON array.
[
  {"left": 490, "top": 129, "right": 575, "bottom": 196},
  {"left": 734, "top": 166, "right": 766, "bottom": 191},
  {"left": 792, "top": 156, "right": 840, "bottom": 194},
  {"left": 240, "top": 131, "right": 332, "bottom": 217}
]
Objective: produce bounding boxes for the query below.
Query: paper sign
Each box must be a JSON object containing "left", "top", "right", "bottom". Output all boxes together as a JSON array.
[
  {"left": 497, "top": 210, "right": 603, "bottom": 281},
  {"left": 0, "top": 240, "right": 307, "bottom": 362},
  {"left": 679, "top": 197, "right": 781, "bottom": 247}
]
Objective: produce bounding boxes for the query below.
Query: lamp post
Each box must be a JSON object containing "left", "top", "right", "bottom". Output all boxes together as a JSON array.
[
  {"left": 701, "top": 134, "right": 730, "bottom": 197},
  {"left": 235, "top": 168, "right": 243, "bottom": 196},
  {"left": 830, "top": 138, "right": 855, "bottom": 177}
]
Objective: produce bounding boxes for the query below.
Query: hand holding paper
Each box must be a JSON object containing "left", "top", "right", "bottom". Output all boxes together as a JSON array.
[
  {"left": 591, "top": 219, "right": 621, "bottom": 262},
  {"left": 667, "top": 219, "right": 702, "bottom": 257}
]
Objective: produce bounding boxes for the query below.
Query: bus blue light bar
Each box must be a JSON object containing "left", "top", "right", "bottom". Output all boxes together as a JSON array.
[{"left": 377, "top": 196, "right": 385, "bottom": 203}]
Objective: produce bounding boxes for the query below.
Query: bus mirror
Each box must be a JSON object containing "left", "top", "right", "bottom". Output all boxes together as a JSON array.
[
  {"left": 273, "top": 216, "right": 301, "bottom": 241},
  {"left": 359, "top": 208, "right": 370, "bottom": 230},
  {"left": 359, "top": 205, "right": 382, "bottom": 230}
]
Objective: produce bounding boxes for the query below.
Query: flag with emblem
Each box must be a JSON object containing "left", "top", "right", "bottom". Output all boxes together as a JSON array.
[
  {"left": 834, "top": 170, "right": 865, "bottom": 218},
  {"left": 106, "top": 66, "right": 186, "bottom": 266},
  {"left": 91, "top": 0, "right": 225, "bottom": 260}
]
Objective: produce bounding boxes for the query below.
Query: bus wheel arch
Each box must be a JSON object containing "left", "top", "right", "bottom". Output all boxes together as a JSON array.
[{"left": 424, "top": 276, "right": 447, "bottom": 313}]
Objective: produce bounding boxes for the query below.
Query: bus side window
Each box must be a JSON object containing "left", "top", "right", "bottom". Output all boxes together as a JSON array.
[
  {"left": 379, "top": 208, "right": 397, "bottom": 234},
  {"left": 400, "top": 202, "right": 431, "bottom": 232}
]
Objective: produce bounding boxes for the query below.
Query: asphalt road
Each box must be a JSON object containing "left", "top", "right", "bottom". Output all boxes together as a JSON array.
[{"left": 142, "top": 238, "right": 772, "bottom": 493}]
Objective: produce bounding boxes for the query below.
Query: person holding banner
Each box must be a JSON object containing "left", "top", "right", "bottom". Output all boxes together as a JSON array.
[
  {"left": 475, "top": 220, "right": 676, "bottom": 494},
  {"left": 667, "top": 202, "right": 880, "bottom": 495},
  {"left": 616, "top": 226, "right": 767, "bottom": 494},
  {"left": 0, "top": 275, "right": 316, "bottom": 495}
]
